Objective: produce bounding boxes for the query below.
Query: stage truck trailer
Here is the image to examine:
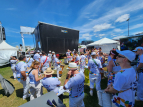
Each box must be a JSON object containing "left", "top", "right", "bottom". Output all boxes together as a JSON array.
[{"left": 34, "top": 21, "right": 79, "bottom": 55}]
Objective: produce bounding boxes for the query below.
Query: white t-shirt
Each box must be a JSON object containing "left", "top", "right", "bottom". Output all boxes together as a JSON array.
[
  {"left": 80, "top": 55, "right": 86, "bottom": 61},
  {"left": 87, "top": 58, "right": 102, "bottom": 74},
  {"left": 26, "top": 58, "right": 34, "bottom": 67},
  {"left": 15, "top": 61, "right": 27, "bottom": 78},
  {"left": 48, "top": 54, "right": 52, "bottom": 60},
  {"left": 65, "top": 72, "right": 85, "bottom": 97},
  {"left": 55, "top": 57, "right": 60, "bottom": 66},
  {"left": 10, "top": 60, "right": 17, "bottom": 69},
  {"left": 42, "top": 77, "right": 60, "bottom": 93},
  {"left": 66, "top": 52, "right": 70, "bottom": 56},
  {"left": 33, "top": 53, "right": 40, "bottom": 62},
  {"left": 75, "top": 55, "right": 80, "bottom": 62},
  {"left": 41, "top": 56, "right": 50, "bottom": 67},
  {"left": 112, "top": 67, "right": 137, "bottom": 107}
]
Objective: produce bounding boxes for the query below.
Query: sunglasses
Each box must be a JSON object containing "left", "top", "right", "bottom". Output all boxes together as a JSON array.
[{"left": 117, "top": 55, "right": 125, "bottom": 58}]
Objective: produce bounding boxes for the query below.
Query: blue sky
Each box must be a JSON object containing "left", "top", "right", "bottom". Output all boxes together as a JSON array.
[{"left": 0, "top": 0, "right": 143, "bottom": 48}]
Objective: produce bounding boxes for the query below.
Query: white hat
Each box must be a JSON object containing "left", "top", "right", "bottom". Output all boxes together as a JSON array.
[
  {"left": 133, "top": 47, "right": 143, "bottom": 52},
  {"left": 49, "top": 50, "right": 51, "bottom": 52},
  {"left": 116, "top": 50, "right": 135, "bottom": 62},
  {"left": 52, "top": 51, "right": 55, "bottom": 53},
  {"left": 40, "top": 52, "right": 42, "bottom": 54},
  {"left": 37, "top": 50, "right": 40, "bottom": 53},
  {"left": 67, "top": 63, "right": 78, "bottom": 70},
  {"left": 91, "top": 52, "right": 96, "bottom": 56},
  {"left": 44, "top": 68, "right": 54, "bottom": 75}
]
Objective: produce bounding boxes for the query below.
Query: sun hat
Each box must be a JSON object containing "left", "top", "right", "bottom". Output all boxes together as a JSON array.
[
  {"left": 44, "top": 68, "right": 54, "bottom": 75},
  {"left": 49, "top": 50, "right": 51, "bottom": 52},
  {"left": 52, "top": 51, "right": 55, "bottom": 53},
  {"left": 133, "top": 47, "right": 143, "bottom": 52},
  {"left": 67, "top": 63, "right": 78, "bottom": 70},
  {"left": 91, "top": 52, "right": 96, "bottom": 56},
  {"left": 116, "top": 50, "right": 135, "bottom": 62}
]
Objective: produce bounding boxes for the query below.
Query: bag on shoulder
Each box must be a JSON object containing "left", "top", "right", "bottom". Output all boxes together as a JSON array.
[{"left": 0, "top": 74, "right": 15, "bottom": 96}]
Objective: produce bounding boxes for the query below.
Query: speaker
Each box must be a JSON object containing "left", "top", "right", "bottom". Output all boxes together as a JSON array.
[{"left": 2, "top": 27, "right": 6, "bottom": 40}]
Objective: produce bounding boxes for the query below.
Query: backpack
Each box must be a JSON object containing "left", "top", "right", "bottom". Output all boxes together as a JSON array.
[{"left": 0, "top": 74, "right": 15, "bottom": 96}]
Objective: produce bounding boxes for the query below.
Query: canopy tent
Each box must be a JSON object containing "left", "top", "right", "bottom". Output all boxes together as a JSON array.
[
  {"left": 87, "top": 38, "right": 120, "bottom": 53},
  {"left": 0, "top": 41, "right": 18, "bottom": 66},
  {"left": 79, "top": 45, "right": 86, "bottom": 48}
]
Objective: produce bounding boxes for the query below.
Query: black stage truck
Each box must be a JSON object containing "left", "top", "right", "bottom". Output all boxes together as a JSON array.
[{"left": 34, "top": 21, "right": 79, "bottom": 55}]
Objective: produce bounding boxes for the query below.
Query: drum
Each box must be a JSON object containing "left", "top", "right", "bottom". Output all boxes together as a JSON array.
[
  {"left": 59, "top": 65, "right": 65, "bottom": 74},
  {"left": 64, "top": 57, "right": 68, "bottom": 64},
  {"left": 84, "top": 67, "right": 89, "bottom": 83},
  {"left": 97, "top": 90, "right": 112, "bottom": 107}
]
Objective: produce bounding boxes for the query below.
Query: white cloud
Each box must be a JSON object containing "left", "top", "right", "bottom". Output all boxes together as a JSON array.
[
  {"left": 80, "top": 33, "right": 93, "bottom": 40},
  {"left": 113, "top": 28, "right": 123, "bottom": 32},
  {"left": 99, "top": 34, "right": 105, "bottom": 37},
  {"left": 133, "top": 31, "right": 143, "bottom": 35},
  {"left": 130, "top": 23, "right": 143, "bottom": 30},
  {"left": 74, "top": 0, "right": 143, "bottom": 34},
  {"left": 115, "top": 14, "right": 130, "bottom": 23},
  {"left": 112, "top": 36, "right": 127, "bottom": 40},
  {"left": 93, "top": 23, "right": 113, "bottom": 32}
]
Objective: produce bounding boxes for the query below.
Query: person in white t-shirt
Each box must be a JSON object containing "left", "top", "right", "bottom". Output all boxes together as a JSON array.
[
  {"left": 10, "top": 56, "right": 18, "bottom": 80},
  {"left": 66, "top": 49, "right": 71, "bottom": 63},
  {"left": 88, "top": 52, "right": 103, "bottom": 96},
  {"left": 48, "top": 50, "right": 52, "bottom": 62},
  {"left": 74, "top": 51, "right": 80, "bottom": 65},
  {"left": 33, "top": 50, "right": 41, "bottom": 62},
  {"left": 55, "top": 54, "right": 62, "bottom": 78},
  {"left": 105, "top": 50, "right": 137, "bottom": 107},
  {"left": 80, "top": 52, "right": 87, "bottom": 72},
  {"left": 40, "top": 51, "right": 51, "bottom": 72},
  {"left": 64, "top": 63, "right": 85, "bottom": 107},
  {"left": 15, "top": 55, "right": 31, "bottom": 100},
  {"left": 26, "top": 55, "right": 34, "bottom": 67},
  {"left": 133, "top": 47, "right": 143, "bottom": 101}
]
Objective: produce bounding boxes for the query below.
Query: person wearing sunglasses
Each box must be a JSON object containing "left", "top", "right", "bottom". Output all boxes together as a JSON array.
[
  {"left": 133, "top": 47, "right": 143, "bottom": 101},
  {"left": 105, "top": 50, "right": 137, "bottom": 107},
  {"left": 107, "top": 50, "right": 121, "bottom": 86}
]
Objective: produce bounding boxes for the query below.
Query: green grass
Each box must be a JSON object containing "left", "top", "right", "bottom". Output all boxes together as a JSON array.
[{"left": 0, "top": 61, "right": 143, "bottom": 107}]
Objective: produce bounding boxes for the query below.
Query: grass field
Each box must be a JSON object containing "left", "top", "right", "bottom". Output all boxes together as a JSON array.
[{"left": 0, "top": 61, "right": 143, "bottom": 107}]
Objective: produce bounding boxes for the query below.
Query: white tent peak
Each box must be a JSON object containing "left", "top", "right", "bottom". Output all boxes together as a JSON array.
[
  {"left": 0, "top": 40, "right": 18, "bottom": 50},
  {"left": 87, "top": 38, "right": 118, "bottom": 46}
]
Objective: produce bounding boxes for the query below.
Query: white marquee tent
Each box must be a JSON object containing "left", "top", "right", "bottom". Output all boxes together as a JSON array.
[
  {"left": 87, "top": 38, "right": 120, "bottom": 53},
  {"left": 0, "top": 41, "right": 18, "bottom": 66}
]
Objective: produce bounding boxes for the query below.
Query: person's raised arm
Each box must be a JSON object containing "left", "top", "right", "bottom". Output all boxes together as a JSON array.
[{"left": 63, "top": 70, "right": 72, "bottom": 90}]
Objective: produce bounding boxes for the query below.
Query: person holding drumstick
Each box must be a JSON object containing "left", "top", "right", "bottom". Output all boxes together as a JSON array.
[
  {"left": 88, "top": 52, "right": 103, "bottom": 96},
  {"left": 105, "top": 50, "right": 137, "bottom": 107}
]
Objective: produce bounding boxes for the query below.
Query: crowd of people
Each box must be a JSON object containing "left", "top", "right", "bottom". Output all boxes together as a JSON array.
[{"left": 9, "top": 46, "right": 143, "bottom": 107}]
